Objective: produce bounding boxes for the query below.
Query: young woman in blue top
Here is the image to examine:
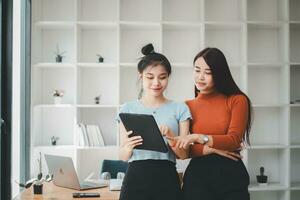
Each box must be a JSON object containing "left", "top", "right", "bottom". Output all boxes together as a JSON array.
[{"left": 117, "top": 43, "right": 191, "bottom": 200}]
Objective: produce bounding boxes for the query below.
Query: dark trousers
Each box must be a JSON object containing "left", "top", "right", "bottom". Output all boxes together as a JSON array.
[
  {"left": 119, "top": 159, "right": 182, "bottom": 200},
  {"left": 183, "top": 154, "right": 250, "bottom": 200}
]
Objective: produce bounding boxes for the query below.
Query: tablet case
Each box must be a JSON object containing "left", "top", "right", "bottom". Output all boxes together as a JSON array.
[{"left": 119, "top": 113, "right": 169, "bottom": 153}]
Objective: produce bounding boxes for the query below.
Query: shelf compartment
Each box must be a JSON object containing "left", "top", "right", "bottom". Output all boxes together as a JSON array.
[
  {"left": 77, "top": 105, "right": 118, "bottom": 108},
  {"left": 77, "top": 67, "right": 118, "bottom": 105},
  {"left": 291, "top": 183, "right": 300, "bottom": 190},
  {"left": 32, "top": 106, "right": 75, "bottom": 146},
  {"left": 247, "top": 0, "right": 287, "bottom": 22},
  {"left": 162, "top": 0, "right": 202, "bottom": 22},
  {"left": 230, "top": 67, "right": 243, "bottom": 89},
  {"left": 290, "top": 145, "right": 300, "bottom": 149},
  {"left": 120, "top": 63, "right": 137, "bottom": 68},
  {"left": 204, "top": 0, "right": 242, "bottom": 22},
  {"left": 252, "top": 104, "right": 287, "bottom": 108},
  {"left": 33, "top": 63, "right": 75, "bottom": 69},
  {"left": 205, "top": 24, "right": 244, "bottom": 64},
  {"left": 77, "top": 0, "right": 118, "bottom": 22},
  {"left": 34, "top": 104, "right": 74, "bottom": 109},
  {"left": 290, "top": 66, "right": 300, "bottom": 104},
  {"left": 290, "top": 106, "right": 300, "bottom": 145},
  {"left": 249, "top": 145, "right": 288, "bottom": 150},
  {"left": 77, "top": 25, "right": 118, "bottom": 63},
  {"left": 32, "top": 28, "right": 75, "bottom": 63},
  {"left": 290, "top": 0, "right": 300, "bottom": 21},
  {"left": 248, "top": 67, "right": 288, "bottom": 105},
  {"left": 119, "top": 67, "right": 140, "bottom": 104},
  {"left": 77, "top": 107, "right": 118, "bottom": 146},
  {"left": 248, "top": 63, "right": 284, "bottom": 68},
  {"left": 247, "top": 24, "right": 286, "bottom": 63},
  {"left": 32, "top": 67, "right": 76, "bottom": 105},
  {"left": 249, "top": 183, "right": 288, "bottom": 191},
  {"left": 291, "top": 149, "right": 300, "bottom": 186},
  {"left": 249, "top": 191, "right": 288, "bottom": 200},
  {"left": 32, "top": 0, "right": 75, "bottom": 22},
  {"left": 248, "top": 149, "right": 289, "bottom": 188},
  {"left": 165, "top": 68, "right": 194, "bottom": 102},
  {"left": 120, "top": 24, "right": 161, "bottom": 63},
  {"left": 162, "top": 21, "right": 201, "bottom": 28},
  {"left": 77, "top": 63, "right": 117, "bottom": 68},
  {"left": 120, "top": 0, "right": 161, "bottom": 22},
  {"left": 250, "top": 107, "right": 288, "bottom": 146},
  {"left": 290, "top": 24, "right": 300, "bottom": 63},
  {"left": 34, "top": 21, "right": 75, "bottom": 29},
  {"left": 163, "top": 25, "right": 201, "bottom": 63}
]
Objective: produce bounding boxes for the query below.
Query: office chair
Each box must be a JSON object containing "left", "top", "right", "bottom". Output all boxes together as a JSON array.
[{"left": 100, "top": 159, "right": 128, "bottom": 179}]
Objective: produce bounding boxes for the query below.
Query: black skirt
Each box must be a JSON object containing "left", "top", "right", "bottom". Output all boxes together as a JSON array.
[
  {"left": 119, "top": 159, "right": 182, "bottom": 200},
  {"left": 183, "top": 154, "right": 250, "bottom": 200}
]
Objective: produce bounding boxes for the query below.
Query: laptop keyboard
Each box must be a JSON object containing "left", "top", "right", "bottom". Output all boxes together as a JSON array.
[
  {"left": 80, "top": 181, "right": 107, "bottom": 189},
  {"left": 80, "top": 182, "right": 96, "bottom": 187}
]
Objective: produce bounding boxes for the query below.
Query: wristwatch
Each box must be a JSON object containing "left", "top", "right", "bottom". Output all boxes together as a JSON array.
[{"left": 201, "top": 134, "right": 209, "bottom": 144}]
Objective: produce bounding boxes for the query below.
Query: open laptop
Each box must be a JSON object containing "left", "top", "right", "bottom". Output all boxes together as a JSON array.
[{"left": 44, "top": 154, "right": 107, "bottom": 190}]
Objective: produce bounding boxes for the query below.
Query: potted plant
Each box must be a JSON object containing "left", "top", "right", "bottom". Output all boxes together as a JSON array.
[
  {"left": 95, "top": 95, "right": 101, "bottom": 104},
  {"left": 256, "top": 166, "right": 268, "bottom": 186},
  {"left": 16, "top": 152, "right": 53, "bottom": 195},
  {"left": 54, "top": 44, "right": 66, "bottom": 63},
  {"left": 96, "top": 54, "right": 104, "bottom": 63},
  {"left": 52, "top": 90, "right": 64, "bottom": 104},
  {"left": 51, "top": 136, "right": 60, "bottom": 145}
]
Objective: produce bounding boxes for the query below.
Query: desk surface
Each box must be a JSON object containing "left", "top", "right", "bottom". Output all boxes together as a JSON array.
[{"left": 15, "top": 182, "right": 120, "bottom": 200}]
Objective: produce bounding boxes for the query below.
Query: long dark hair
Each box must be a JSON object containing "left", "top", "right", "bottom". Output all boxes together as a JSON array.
[
  {"left": 137, "top": 43, "right": 172, "bottom": 98},
  {"left": 194, "top": 47, "right": 252, "bottom": 145}
]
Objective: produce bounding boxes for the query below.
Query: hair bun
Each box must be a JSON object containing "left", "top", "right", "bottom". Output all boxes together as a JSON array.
[{"left": 141, "top": 43, "right": 155, "bottom": 55}]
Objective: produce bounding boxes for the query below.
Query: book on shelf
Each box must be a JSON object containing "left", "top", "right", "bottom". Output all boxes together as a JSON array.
[{"left": 76, "top": 123, "right": 105, "bottom": 147}]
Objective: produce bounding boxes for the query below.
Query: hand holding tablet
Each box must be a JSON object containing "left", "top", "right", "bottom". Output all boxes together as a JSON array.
[
  {"left": 123, "top": 131, "right": 143, "bottom": 150},
  {"left": 119, "top": 113, "right": 169, "bottom": 153}
]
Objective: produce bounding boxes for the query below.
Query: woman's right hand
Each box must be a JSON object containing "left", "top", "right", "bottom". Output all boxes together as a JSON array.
[
  {"left": 122, "top": 131, "right": 143, "bottom": 152},
  {"left": 203, "top": 145, "right": 242, "bottom": 161}
]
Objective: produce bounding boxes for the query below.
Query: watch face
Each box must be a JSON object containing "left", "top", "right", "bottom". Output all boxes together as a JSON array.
[{"left": 203, "top": 135, "right": 209, "bottom": 143}]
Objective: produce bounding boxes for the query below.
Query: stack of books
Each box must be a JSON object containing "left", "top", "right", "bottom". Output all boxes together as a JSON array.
[{"left": 76, "top": 123, "right": 105, "bottom": 147}]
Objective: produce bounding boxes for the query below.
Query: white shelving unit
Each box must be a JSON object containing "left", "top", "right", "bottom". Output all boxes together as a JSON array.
[{"left": 31, "top": 1, "right": 300, "bottom": 198}]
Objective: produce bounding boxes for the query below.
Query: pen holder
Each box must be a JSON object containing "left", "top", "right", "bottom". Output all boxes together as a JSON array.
[{"left": 33, "top": 183, "right": 43, "bottom": 195}]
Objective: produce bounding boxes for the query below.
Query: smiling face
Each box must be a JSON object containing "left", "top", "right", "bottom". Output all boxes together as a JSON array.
[
  {"left": 140, "top": 64, "right": 169, "bottom": 98},
  {"left": 193, "top": 57, "right": 215, "bottom": 94}
]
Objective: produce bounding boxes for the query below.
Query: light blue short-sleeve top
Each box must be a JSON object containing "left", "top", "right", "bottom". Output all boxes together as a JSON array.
[{"left": 117, "top": 100, "right": 192, "bottom": 163}]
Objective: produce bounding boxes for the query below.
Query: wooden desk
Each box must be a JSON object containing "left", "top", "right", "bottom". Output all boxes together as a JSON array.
[{"left": 15, "top": 182, "right": 120, "bottom": 200}]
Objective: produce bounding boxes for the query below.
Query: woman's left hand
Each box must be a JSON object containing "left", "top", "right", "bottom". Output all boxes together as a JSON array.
[{"left": 203, "top": 145, "right": 242, "bottom": 161}]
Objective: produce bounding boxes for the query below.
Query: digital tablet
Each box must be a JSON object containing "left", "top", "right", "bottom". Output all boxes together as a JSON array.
[{"left": 119, "top": 113, "right": 169, "bottom": 153}]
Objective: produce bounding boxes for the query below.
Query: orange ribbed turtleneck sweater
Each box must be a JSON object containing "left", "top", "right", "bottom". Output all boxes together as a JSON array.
[{"left": 186, "top": 92, "right": 249, "bottom": 157}]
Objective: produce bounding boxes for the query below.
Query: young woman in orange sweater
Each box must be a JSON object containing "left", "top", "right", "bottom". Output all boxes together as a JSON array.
[{"left": 174, "top": 47, "right": 252, "bottom": 200}]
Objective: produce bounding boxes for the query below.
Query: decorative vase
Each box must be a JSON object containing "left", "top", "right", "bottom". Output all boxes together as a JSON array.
[
  {"left": 256, "top": 167, "right": 268, "bottom": 186},
  {"left": 33, "top": 183, "right": 43, "bottom": 195},
  {"left": 56, "top": 55, "right": 63, "bottom": 63},
  {"left": 54, "top": 96, "right": 62, "bottom": 104},
  {"left": 98, "top": 56, "right": 104, "bottom": 63},
  {"left": 95, "top": 95, "right": 101, "bottom": 104}
]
